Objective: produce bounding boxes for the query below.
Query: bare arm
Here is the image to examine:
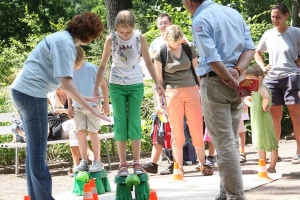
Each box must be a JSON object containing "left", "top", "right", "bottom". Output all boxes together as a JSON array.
[
  {"left": 260, "top": 87, "right": 270, "bottom": 112},
  {"left": 61, "top": 77, "right": 110, "bottom": 121},
  {"left": 140, "top": 34, "right": 164, "bottom": 95},
  {"left": 99, "top": 78, "right": 110, "bottom": 116},
  {"left": 67, "top": 96, "right": 74, "bottom": 118},
  {"left": 153, "top": 59, "right": 164, "bottom": 109},
  {"left": 94, "top": 35, "right": 112, "bottom": 96},
  {"left": 254, "top": 50, "right": 272, "bottom": 72},
  {"left": 235, "top": 49, "right": 255, "bottom": 72},
  {"left": 211, "top": 61, "right": 239, "bottom": 88},
  {"left": 212, "top": 49, "right": 254, "bottom": 92},
  {"left": 244, "top": 95, "right": 252, "bottom": 107}
]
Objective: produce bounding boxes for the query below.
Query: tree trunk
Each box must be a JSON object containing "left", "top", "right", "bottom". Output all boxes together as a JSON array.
[
  {"left": 104, "top": 0, "right": 132, "bottom": 31},
  {"left": 291, "top": 0, "right": 300, "bottom": 27}
]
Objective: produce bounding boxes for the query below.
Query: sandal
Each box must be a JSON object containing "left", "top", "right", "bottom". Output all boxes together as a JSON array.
[
  {"left": 180, "top": 168, "right": 184, "bottom": 177},
  {"left": 267, "top": 168, "right": 276, "bottom": 173},
  {"left": 240, "top": 153, "right": 246, "bottom": 163},
  {"left": 118, "top": 163, "right": 129, "bottom": 176},
  {"left": 133, "top": 163, "right": 145, "bottom": 175},
  {"left": 68, "top": 168, "right": 74, "bottom": 177},
  {"left": 200, "top": 164, "right": 213, "bottom": 176},
  {"left": 284, "top": 133, "right": 295, "bottom": 140}
]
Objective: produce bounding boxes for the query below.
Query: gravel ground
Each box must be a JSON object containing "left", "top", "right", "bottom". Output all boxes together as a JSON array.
[{"left": 0, "top": 139, "right": 299, "bottom": 200}]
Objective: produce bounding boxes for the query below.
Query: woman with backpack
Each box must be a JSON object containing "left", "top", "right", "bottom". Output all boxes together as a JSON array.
[{"left": 153, "top": 24, "right": 213, "bottom": 176}]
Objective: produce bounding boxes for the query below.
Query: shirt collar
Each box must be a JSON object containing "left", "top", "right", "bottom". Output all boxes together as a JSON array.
[{"left": 192, "top": 0, "right": 214, "bottom": 20}]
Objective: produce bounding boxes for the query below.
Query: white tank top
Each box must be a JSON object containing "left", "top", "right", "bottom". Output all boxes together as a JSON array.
[{"left": 110, "top": 30, "right": 144, "bottom": 85}]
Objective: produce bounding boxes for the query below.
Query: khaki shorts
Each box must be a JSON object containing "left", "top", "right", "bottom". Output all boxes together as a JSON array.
[{"left": 74, "top": 106, "right": 101, "bottom": 133}]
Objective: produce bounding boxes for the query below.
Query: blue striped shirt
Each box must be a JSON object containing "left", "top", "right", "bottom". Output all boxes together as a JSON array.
[{"left": 192, "top": 0, "right": 255, "bottom": 76}]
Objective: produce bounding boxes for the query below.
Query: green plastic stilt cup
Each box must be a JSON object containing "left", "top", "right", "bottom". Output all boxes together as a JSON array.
[
  {"left": 90, "top": 169, "right": 110, "bottom": 194},
  {"left": 134, "top": 173, "right": 150, "bottom": 200},
  {"left": 115, "top": 175, "right": 133, "bottom": 200},
  {"left": 72, "top": 171, "right": 89, "bottom": 195}
]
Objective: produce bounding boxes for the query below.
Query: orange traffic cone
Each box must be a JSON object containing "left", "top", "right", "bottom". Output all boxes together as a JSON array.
[
  {"left": 83, "top": 182, "right": 93, "bottom": 200},
  {"left": 89, "top": 179, "right": 98, "bottom": 200},
  {"left": 257, "top": 159, "right": 269, "bottom": 179},
  {"left": 149, "top": 189, "right": 158, "bottom": 200},
  {"left": 24, "top": 195, "right": 30, "bottom": 200},
  {"left": 173, "top": 162, "right": 183, "bottom": 181}
]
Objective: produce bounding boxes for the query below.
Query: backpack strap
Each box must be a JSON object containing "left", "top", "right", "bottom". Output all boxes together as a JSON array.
[
  {"left": 160, "top": 44, "right": 168, "bottom": 87},
  {"left": 181, "top": 43, "right": 199, "bottom": 85}
]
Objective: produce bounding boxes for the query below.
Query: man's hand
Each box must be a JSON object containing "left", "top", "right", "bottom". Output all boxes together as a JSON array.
[
  {"left": 237, "top": 88, "right": 251, "bottom": 97},
  {"left": 221, "top": 68, "right": 239, "bottom": 89}
]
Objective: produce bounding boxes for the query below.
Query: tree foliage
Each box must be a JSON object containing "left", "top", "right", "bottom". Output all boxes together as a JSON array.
[{"left": 104, "top": 0, "right": 133, "bottom": 31}]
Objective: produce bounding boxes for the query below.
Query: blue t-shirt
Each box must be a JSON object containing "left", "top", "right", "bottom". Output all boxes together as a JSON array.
[
  {"left": 73, "top": 62, "right": 100, "bottom": 108},
  {"left": 11, "top": 31, "right": 76, "bottom": 98},
  {"left": 192, "top": 0, "right": 255, "bottom": 76}
]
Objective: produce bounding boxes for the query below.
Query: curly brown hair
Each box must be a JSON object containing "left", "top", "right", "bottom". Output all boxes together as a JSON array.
[{"left": 66, "top": 12, "right": 104, "bottom": 43}]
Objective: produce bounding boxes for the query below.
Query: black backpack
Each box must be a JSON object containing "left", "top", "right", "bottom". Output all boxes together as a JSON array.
[
  {"left": 48, "top": 112, "right": 63, "bottom": 140},
  {"left": 160, "top": 43, "right": 199, "bottom": 86}
]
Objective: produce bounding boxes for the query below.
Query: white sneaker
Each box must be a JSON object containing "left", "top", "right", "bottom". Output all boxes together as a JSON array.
[
  {"left": 291, "top": 154, "right": 300, "bottom": 164},
  {"left": 74, "top": 160, "right": 89, "bottom": 172},
  {"left": 89, "top": 161, "right": 104, "bottom": 172}
]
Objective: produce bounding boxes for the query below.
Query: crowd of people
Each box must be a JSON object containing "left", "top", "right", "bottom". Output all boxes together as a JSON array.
[{"left": 9, "top": 1, "right": 300, "bottom": 200}]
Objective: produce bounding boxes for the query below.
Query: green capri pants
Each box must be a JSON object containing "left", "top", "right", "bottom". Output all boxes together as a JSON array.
[{"left": 109, "top": 83, "right": 144, "bottom": 141}]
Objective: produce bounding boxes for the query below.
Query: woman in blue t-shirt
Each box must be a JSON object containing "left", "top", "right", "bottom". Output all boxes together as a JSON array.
[{"left": 10, "top": 12, "right": 110, "bottom": 200}]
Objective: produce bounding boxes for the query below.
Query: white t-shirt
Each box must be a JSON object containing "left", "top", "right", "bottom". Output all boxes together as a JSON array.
[
  {"left": 256, "top": 26, "right": 300, "bottom": 80},
  {"left": 149, "top": 36, "right": 165, "bottom": 55},
  {"left": 149, "top": 36, "right": 190, "bottom": 56},
  {"left": 110, "top": 30, "right": 144, "bottom": 85},
  {"left": 12, "top": 31, "right": 75, "bottom": 98}
]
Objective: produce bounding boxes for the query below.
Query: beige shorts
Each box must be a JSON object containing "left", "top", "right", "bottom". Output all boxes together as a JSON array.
[
  {"left": 74, "top": 106, "right": 101, "bottom": 134},
  {"left": 61, "top": 119, "right": 79, "bottom": 146}
]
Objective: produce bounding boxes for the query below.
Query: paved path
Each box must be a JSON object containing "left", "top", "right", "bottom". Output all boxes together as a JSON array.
[{"left": 0, "top": 139, "right": 299, "bottom": 199}]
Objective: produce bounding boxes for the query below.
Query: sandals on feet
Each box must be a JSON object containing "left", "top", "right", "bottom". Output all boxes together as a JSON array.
[
  {"left": 240, "top": 153, "right": 246, "bottom": 163},
  {"left": 118, "top": 163, "right": 129, "bottom": 176},
  {"left": 133, "top": 163, "right": 145, "bottom": 175},
  {"left": 267, "top": 168, "right": 276, "bottom": 173},
  {"left": 68, "top": 168, "right": 74, "bottom": 177}
]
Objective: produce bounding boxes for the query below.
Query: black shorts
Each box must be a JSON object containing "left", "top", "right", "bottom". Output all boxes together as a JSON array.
[{"left": 264, "top": 74, "right": 300, "bottom": 105}]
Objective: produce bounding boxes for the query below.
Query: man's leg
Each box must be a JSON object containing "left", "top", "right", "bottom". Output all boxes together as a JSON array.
[
  {"left": 287, "top": 104, "right": 300, "bottom": 163},
  {"left": 200, "top": 77, "right": 245, "bottom": 200}
]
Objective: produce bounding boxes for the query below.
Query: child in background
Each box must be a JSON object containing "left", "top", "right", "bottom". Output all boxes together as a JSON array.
[
  {"left": 244, "top": 64, "right": 278, "bottom": 173},
  {"left": 72, "top": 46, "right": 110, "bottom": 173},
  {"left": 11, "top": 116, "right": 26, "bottom": 143},
  {"left": 239, "top": 102, "right": 249, "bottom": 163},
  {"left": 202, "top": 127, "right": 215, "bottom": 167},
  {"left": 94, "top": 10, "right": 163, "bottom": 176}
]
